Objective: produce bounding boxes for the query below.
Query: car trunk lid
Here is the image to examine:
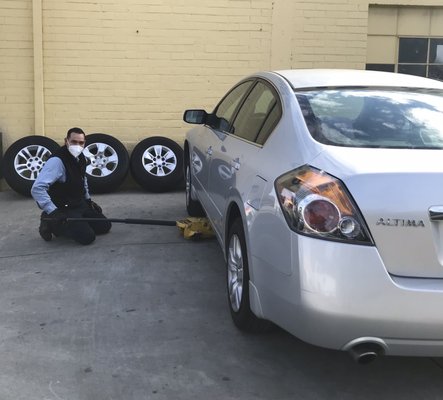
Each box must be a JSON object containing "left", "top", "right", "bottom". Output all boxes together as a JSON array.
[{"left": 311, "top": 147, "right": 443, "bottom": 278}]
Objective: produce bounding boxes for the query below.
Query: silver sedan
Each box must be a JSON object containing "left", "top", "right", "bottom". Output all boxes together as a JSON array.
[{"left": 183, "top": 69, "right": 443, "bottom": 363}]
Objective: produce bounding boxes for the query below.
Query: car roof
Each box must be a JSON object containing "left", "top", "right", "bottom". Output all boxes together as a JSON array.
[{"left": 272, "top": 69, "right": 443, "bottom": 90}]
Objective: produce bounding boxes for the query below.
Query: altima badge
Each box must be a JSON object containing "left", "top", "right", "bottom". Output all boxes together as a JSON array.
[{"left": 376, "top": 218, "right": 425, "bottom": 227}]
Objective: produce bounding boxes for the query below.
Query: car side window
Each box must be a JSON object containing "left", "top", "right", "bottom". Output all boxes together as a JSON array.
[
  {"left": 231, "top": 81, "right": 281, "bottom": 144},
  {"left": 213, "top": 81, "right": 254, "bottom": 131},
  {"left": 256, "top": 101, "right": 282, "bottom": 145}
]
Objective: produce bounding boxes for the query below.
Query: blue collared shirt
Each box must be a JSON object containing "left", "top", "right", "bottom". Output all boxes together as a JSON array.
[{"left": 31, "top": 156, "right": 90, "bottom": 214}]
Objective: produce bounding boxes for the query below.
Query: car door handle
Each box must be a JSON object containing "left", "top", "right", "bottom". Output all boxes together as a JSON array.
[
  {"left": 206, "top": 146, "right": 213, "bottom": 156},
  {"left": 231, "top": 159, "right": 240, "bottom": 171},
  {"left": 429, "top": 206, "right": 443, "bottom": 221}
]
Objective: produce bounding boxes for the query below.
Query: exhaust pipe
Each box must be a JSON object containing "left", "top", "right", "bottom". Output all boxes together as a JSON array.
[
  {"left": 348, "top": 342, "right": 384, "bottom": 365},
  {"left": 343, "top": 338, "right": 387, "bottom": 365}
]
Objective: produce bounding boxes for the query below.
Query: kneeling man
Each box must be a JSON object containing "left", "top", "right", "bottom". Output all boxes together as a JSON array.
[{"left": 31, "top": 127, "right": 111, "bottom": 245}]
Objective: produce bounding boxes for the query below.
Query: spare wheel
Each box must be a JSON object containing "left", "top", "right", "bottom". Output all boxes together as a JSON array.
[
  {"left": 2, "top": 135, "right": 60, "bottom": 197},
  {"left": 130, "top": 136, "right": 184, "bottom": 192},
  {"left": 83, "top": 133, "right": 129, "bottom": 194}
]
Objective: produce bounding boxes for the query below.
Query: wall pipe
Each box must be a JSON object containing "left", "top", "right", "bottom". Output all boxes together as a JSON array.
[{"left": 32, "top": 0, "right": 45, "bottom": 136}]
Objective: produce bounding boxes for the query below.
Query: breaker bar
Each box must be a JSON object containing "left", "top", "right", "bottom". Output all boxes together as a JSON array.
[{"left": 43, "top": 217, "right": 177, "bottom": 226}]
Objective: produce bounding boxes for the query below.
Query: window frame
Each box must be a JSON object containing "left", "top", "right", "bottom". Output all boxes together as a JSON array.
[
  {"left": 229, "top": 80, "right": 276, "bottom": 142},
  {"left": 397, "top": 37, "right": 443, "bottom": 79},
  {"left": 211, "top": 79, "right": 255, "bottom": 133},
  {"left": 367, "top": 36, "right": 443, "bottom": 81},
  {"left": 209, "top": 77, "right": 283, "bottom": 145},
  {"left": 228, "top": 78, "right": 282, "bottom": 145}
]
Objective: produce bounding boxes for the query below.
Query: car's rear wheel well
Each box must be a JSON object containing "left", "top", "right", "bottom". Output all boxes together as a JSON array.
[
  {"left": 225, "top": 204, "right": 273, "bottom": 333},
  {"left": 184, "top": 141, "right": 190, "bottom": 165},
  {"left": 226, "top": 203, "right": 242, "bottom": 245}
]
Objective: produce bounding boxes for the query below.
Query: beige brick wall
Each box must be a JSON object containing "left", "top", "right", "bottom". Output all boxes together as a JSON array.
[
  {"left": 272, "top": 0, "right": 369, "bottom": 70},
  {"left": 0, "top": 0, "right": 34, "bottom": 150},
  {"left": 41, "top": 0, "right": 273, "bottom": 146},
  {"left": 1, "top": 0, "right": 442, "bottom": 150}
]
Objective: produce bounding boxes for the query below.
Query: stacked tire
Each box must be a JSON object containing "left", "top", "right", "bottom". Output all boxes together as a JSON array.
[
  {"left": 129, "top": 136, "right": 183, "bottom": 192},
  {"left": 2, "top": 136, "right": 60, "bottom": 196},
  {"left": 1, "top": 134, "right": 184, "bottom": 196},
  {"left": 84, "top": 133, "right": 129, "bottom": 194}
]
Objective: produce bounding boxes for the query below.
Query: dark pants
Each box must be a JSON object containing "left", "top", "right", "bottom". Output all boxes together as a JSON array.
[{"left": 47, "top": 201, "right": 112, "bottom": 245}]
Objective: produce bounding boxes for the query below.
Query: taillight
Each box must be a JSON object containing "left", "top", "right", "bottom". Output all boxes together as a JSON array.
[{"left": 275, "top": 165, "right": 373, "bottom": 245}]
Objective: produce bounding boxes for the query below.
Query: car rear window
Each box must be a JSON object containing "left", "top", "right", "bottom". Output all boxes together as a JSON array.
[{"left": 296, "top": 88, "right": 443, "bottom": 149}]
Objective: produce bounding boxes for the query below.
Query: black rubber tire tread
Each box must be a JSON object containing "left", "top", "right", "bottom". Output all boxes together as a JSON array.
[
  {"left": 130, "top": 136, "right": 184, "bottom": 192},
  {"left": 185, "top": 159, "right": 205, "bottom": 217},
  {"left": 227, "top": 218, "right": 273, "bottom": 333},
  {"left": 2, "top": 135, "right": 60, "bottom": 197},
  {"left": 84, "top": 133, "right": 129, "bottom": 194}
]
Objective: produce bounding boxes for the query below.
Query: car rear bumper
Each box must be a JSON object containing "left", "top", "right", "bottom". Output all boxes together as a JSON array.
[{"left": 258, "top": 234, "right": 443, "bottom": 356}]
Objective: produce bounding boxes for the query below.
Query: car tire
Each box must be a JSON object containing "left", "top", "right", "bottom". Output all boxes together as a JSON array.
[
  {"left": 130, "top": 136, "right": 184, "bottom": 192},
  {"left": 2, "top": 135, "right": 60, "bottom": 197},
  {"left": 185, "top": 159, "right": 205, "bottom": 217},
  {"left": 227, "top": 218, "right": 272, "bottom": 332},
  {"left": 83, "top": 133, "right": 129, "bottom": 194}
]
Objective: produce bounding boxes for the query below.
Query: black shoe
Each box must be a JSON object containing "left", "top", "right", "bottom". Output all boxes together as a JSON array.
[{"left": 39, "top": 214, "right": 52, "bottom": 242}]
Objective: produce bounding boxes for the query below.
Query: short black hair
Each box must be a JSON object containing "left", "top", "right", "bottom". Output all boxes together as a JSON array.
[{"left": 66, "top": 127, "right": 85, "bottom": 139}]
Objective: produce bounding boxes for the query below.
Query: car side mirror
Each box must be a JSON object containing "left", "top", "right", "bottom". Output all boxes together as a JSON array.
[{"left": 183, "top": 109, "right": 208, "bottom": 124}]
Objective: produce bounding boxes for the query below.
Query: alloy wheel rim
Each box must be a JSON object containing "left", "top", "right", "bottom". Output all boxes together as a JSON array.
[
  {"left": 84, "top": 142, "right": 119, "bottom": 177},
  {"left": 227, "top": 233, "right": 244, "bottom": 312},
  {"left": 142, "top": 145, "right": 177, "bottom": 177},
  {"left": 14, "top": 145, "right": 52, "bottom": 180}
]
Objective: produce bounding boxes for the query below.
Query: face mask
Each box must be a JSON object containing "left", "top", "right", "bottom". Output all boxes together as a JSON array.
[{"left": 68, "top": 144, "right": 84, "bottom": 158}]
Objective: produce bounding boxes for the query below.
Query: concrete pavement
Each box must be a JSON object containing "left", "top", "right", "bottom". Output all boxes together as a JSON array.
[{"left": 1, "top": 188, "right": 443, "bottom": 400}]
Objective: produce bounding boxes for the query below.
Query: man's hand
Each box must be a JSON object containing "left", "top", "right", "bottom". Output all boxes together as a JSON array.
[
  {"left": 48, "top": 208, "right": 68, "bottom": 224},
  {"left": 86, "top": 199, "right": 102, "bottom": 214}
]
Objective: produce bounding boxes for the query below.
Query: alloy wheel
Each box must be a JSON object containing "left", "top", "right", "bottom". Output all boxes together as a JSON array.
[
  {"left": 83, "top": 142, "right": 119, "bottom": 178},
  {"left": 14, "top": 145, "right": 52, "bottom": 180},
  {"left": 142, "top": 145, "right": 177, "bottom": 177},
  {"left": 227, "top": 233, "right": 244, "bottom": 312}
]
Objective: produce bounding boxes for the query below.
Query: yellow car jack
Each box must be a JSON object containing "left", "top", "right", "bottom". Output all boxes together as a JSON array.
[{"left": 176, "top": 217, "right": 215, "bottom": 240}]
